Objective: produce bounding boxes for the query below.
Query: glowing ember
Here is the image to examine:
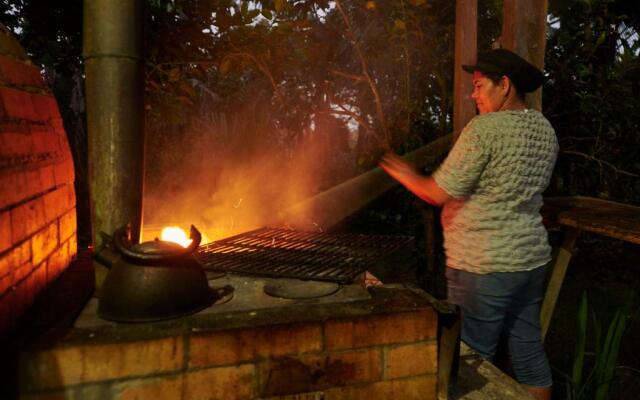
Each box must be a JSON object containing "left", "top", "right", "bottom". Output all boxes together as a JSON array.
[{"left": 160, "top": 226, "right": 192, "bottom": 248}]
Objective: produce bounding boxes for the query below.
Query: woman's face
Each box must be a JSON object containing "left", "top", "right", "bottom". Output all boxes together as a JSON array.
[{"left": 471, "top": 71, "right": 506, "bottom": 114}]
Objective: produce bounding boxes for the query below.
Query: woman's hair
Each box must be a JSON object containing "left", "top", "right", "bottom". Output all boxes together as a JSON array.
[{"left": 483, "top": 72, "right": 525, "bottom": 100}]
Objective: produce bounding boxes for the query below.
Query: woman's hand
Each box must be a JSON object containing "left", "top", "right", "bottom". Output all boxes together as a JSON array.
[
  {"left": 379, "top": 152, "right": 419, "bottom": 183},
  {"left": 379, "top": 152, "right": 453, "bottom": 207}
]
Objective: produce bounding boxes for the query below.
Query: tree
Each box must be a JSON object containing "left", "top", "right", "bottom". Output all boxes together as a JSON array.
[{"left": 544, "top": 0, "right": 640, "bottom": 203}]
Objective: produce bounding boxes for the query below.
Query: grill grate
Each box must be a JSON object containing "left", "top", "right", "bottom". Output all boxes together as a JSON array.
[{"left": 195, "top": 227, "right": 414, "bottom": 284}]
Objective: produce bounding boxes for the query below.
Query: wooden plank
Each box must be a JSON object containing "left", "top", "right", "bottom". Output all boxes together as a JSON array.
[
  {"left": 453, "top": 0, "right": 477, "bottom": 141},
  {"left": 501, "top": 0, "right": 548, "bottom": 111},
  {"left": 277, "top": 134, "right": 453, "bottom": 231},
  {"left": 540, "top": 226, "right": 580, "bottom": 339},
  {"left": 542, "top": 196, "right": 640, "bottom": 245}
]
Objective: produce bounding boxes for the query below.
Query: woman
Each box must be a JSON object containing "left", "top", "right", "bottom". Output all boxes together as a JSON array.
[{"left": 380, "top": 49, "right": 558, "bottom": 400}]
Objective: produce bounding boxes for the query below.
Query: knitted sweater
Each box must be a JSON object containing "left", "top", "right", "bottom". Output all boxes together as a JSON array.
[{"left": 432, "top": 109, "right": 558, "bottom": 274}]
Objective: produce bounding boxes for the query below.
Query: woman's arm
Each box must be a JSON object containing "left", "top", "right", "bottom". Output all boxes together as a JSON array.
[{"left": 379, "top": 153, "right": 453, "bottom": 207}]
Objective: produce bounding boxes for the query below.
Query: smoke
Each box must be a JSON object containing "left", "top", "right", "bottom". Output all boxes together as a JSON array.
[{"left": 142, "top": 108, "right": 357, "bottom": 243}]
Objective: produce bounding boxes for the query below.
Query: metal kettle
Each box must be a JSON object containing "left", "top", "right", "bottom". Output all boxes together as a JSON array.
[{"left": 97, "top": 224, "right": 214, "bottom": 322}]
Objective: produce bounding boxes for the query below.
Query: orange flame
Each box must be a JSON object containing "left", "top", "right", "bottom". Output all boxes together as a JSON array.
[
  {"left": 160, "top": 226, "right": 192, "bottom": 247},
  {"left": 159, "top": 226, "right": 211, "bottom": 247}
]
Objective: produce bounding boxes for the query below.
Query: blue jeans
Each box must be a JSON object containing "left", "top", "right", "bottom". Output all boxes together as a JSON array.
[{"left": 446, "top": 266, "right": 552, "bottom": 387}]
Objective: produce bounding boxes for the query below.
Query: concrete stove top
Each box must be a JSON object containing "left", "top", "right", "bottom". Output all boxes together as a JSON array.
[{"left": 73, "top": 273, "right": 372, "bottom": 331}]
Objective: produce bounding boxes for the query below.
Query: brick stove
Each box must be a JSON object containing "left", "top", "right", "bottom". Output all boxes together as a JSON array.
[
  {"left": 18, "top": 227, "right": 445, "bottom": 399},
  {"left": 0, "top": 24, "right": 77, "bottom": 336},
  {"left": 19, "top": 273, "right": 441, "bottom": 399}
]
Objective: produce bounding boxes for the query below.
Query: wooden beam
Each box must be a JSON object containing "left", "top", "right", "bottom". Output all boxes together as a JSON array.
[
  {"left": 453, "top": 0, "right": 478, "bottom": 141},
  {"left": 277, "top": 134, "right": 453, "bottom": 231},
  {"left": 501, "top": 0, "right": 549, "bottom": 111},
  {"left": 540, "top": 226, "right": 580, "bottom": 339}
]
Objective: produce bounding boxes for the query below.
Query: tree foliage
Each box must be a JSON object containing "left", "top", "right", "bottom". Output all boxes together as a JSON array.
[
  {"left": 2, "top": 0, "right": 640, "bottom": 233},
  {"left": 143, "top": 0, "right": 459, "bottom": 167},
  {"left": 544, "top": 0, "right": 640, "bottom": 203}
]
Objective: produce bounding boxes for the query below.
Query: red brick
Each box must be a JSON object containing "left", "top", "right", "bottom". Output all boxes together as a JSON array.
[
  {"left": 0, "top": 210, "right": 10, "bottom": 253},
  {"left": 68, "top": 234, "right": 77, "bottom": 259},
  {"left": 31, "top": 222, "right": 58, "bottom": 266},
  {"left": 189, "top": 323, "right": 323, "bottom": 367},
  {"left": 13, "top": 260, "right": 33, "bottom": 283},
  {"left": 0, "top": 119, "right": 30, "bottom": 133},
  {"left": 325, "top": 310, "right": 437, "bottom": 350},
  {"left": 30, "top": 94, "right": 57, "bottom": 121},
  {"left": 0, "top": 55, "right": 44, "bottom": 88},
  {"left": 39, "top": 164, "right": 56, "bottom": 192},
  {"left": 0, "top": 86, "right": 37, "bottom": 121},
  {"left": 0, "top": 270, "right": 13, "bottom": 294},
  {"left": 4, "top": 170, "right": 51, "bottom": 210},
  {"left": 53, "top": 158, "right": 75, "bottom": 185},
  {"left": 19, "top": 336, "right": 184, "bottom": 390},
  {"left": 50, "top": 117, "right": 65, "bottom": 134},
  {"left": 259, "top": 349, "right": 382, "bottom": 397},
  {"left": 43, "top": 184, "right": 75, "bottom": 222},
  {"left": 10, "top": 197, "right": 46, "bottom": 244},
  {"left": 384, "top": 341, "right": 438, "bottom": 379},
  {"left": 184, "top": 365, "right": 254, "bottom": 400},
  {"left": 0, "top": 131, "right": 32, "bottom": 156},
  {"left": 24, "top": 168, "right": 49, "bottom": 198},
  {"left": 30, "top": 124, "right": 60, "bottom": 155},
  {"left": 0, "top": 239, "right": 30, "bottom": 277},
  {"left": 324, "top": 375, "right": 437, "bottom": 400},
  {"left": 58, "top": 209, "right": 76, "bottom": 243},
  {"left": 13, "top": 263, "right": 43, "bottom": 317},
  {"left": 47, "top": 240, "right": 68, "bottom": 283},
  {"left": 0, "top": 173, "right": 19, "bottom": 209},
  {"left": 50, "top": 118, "right": 70, "bottom": 154},
  {"left": 116, "top": 375, "right": 184, "bottom": 400},
  {"left": 30, "top": 261, "right": 48, "bottom": 301}
]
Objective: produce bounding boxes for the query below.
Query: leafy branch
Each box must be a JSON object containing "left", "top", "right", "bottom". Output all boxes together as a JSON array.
[
  {"left": 334, "top": 0, "right": 390, "bottom": 150},
  {"left": 561, "top": 150, "right": 640, "bottom": 178},
  {"left": 145, "top": 60, "right": 217, "bottom": 84},
  {"left": 225, "top": 40, "right": 284, "bottom": 104}
]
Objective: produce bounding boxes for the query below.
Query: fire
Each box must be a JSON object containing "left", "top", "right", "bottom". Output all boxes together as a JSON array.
[
  {"left": 160, "top": 226, "right": 193, "bottom": 248},
  {"left": 159, "top": 226, "right": 212, "bottom": 247}
]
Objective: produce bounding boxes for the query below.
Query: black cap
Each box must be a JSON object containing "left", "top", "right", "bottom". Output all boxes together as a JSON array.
[{"left": 462, "top": 49, "right": 544, "bottom": 93}]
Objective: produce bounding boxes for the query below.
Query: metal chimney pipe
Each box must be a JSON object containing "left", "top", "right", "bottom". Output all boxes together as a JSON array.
[{"left": 83, "top": 0, "right": 145, "bottom": 246}]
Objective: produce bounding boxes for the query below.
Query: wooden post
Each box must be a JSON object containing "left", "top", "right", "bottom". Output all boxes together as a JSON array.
[
  {"left": 540, "top": 226, "right": 580, "bottom": 340},
  {"left": 501, "top": 0, "right": 549, "bottom": 111},
  {"left": 453, "top": 0, "right": 477, "bottom": 141}
]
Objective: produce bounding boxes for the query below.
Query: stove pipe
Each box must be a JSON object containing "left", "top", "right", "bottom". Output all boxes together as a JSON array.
[{"left": 83, "top": 0, "right": 145, "bottom": 246}]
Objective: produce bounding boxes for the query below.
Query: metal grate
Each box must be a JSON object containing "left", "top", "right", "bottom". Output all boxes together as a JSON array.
[{"left": 195, "top": 227, "right": 414, "bottom": 284}]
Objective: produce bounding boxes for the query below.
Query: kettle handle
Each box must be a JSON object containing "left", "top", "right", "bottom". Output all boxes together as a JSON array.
[{"left": 114, "top": 224, "right": 202, "bottom": 263}]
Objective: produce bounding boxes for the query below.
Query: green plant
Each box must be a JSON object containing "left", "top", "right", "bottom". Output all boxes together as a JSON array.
[{"left": 561, "top": 291, "right": 629, "bottom": 400}]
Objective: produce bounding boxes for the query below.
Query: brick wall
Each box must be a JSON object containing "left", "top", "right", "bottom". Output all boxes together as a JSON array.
[
  {"left": 19, "top": 309, "right": 438, "bottom": 399},
  {"left": 0, "top": 25, "right": 77, "bottom": 335}
]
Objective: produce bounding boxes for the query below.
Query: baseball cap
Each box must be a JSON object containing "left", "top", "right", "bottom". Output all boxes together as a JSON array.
[{"left": 462, "top": 49, "right": 544, "bottom": 93}]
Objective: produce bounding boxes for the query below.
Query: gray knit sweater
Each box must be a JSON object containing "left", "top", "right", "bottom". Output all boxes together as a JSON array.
[{"left": 432, "top": 109, "right": 558, "bottom": 274}]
